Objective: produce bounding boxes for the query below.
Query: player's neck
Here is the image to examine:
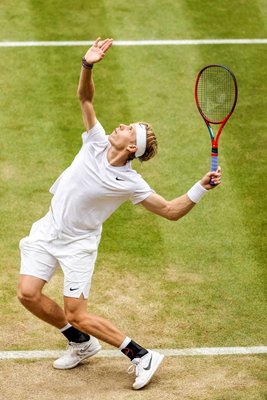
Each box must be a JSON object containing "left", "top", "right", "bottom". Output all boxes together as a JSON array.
[{"left": 107, "top": 147, "right": 128, "bottom": 167}]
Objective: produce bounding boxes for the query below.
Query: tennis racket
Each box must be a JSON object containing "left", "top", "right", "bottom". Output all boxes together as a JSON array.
[{"left": 194, "top": 64, "right": 238, "bottom": 179}]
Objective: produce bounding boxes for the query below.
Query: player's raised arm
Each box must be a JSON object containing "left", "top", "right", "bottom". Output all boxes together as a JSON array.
[
  {"left": 141, "top": 168, "right": 221, "bottom": 221},
  {"left": 77, "top": 37, "right": 113, "bottom": 131}
]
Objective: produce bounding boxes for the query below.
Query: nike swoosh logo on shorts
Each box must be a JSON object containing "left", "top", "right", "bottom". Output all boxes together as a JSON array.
[
  {"left": 143, "top": 355, "right": 153, "bottom": 370},
  {"left": 116, "top": 177, "right": 125, "bottom": 181},
  {"left": 70, "top": 287, "right": 79, "bottom": 291}
]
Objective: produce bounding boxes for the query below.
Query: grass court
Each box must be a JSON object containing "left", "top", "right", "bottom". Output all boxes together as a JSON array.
[{"left": 0, "top": 1, "right": 266, "bottom": 399}]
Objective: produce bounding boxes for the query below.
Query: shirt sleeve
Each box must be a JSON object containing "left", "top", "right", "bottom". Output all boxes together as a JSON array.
[
  {"left": 130, "top": 175, "right": 155, "bottom": 205},
  {"left": 82, "top": 120, "right": 107, "bottom": 144}
]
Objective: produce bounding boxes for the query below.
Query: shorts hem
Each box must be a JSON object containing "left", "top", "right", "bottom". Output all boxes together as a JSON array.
[
  {"left": 63, "top": 281, "right": 90, "bottom": 299},
  {"left": 19, "top": 271, "right": 49, "bottom": 283},
  {"left": 63, "top": 293, "right": 89, "bottom": 300}
]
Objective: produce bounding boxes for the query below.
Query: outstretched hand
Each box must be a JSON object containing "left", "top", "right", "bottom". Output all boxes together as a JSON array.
[
  {"left": 200, "top": 167, "right": 222, "bottom": 190},
  {"left": 84, "top": 37, "right": 113, "bottom": 65}
]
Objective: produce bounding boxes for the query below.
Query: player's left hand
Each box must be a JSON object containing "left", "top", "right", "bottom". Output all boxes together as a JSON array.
[
  {"left": 200, "top": 166, "right": 221, "bottom": 190},
  {"left": 84, "top": 37, "right": 113, "bottom": 64}
]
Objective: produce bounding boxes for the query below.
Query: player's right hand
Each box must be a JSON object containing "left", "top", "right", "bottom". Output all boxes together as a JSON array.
[
  {"left": 84, "top": 37, "right": 113, "bottom": 65},
  {"left": 200, "top": 167, "right": 221, "bottom": 190}
]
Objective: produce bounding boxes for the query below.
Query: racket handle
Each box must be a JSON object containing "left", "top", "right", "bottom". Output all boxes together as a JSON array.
[
  {"left": 210, "top": 155, "right": 218, "bottom": 186},
  {"left": 211, "top": 155, "right": 218, "bottom": 172}
]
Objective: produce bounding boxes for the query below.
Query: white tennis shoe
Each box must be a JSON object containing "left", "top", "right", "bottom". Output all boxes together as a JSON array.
[
  {"left": 53, "top": 336, "right": 101, "bottom": 369},
  {"left": 128, "top": 350, "right": 164, "bottom": 390}
]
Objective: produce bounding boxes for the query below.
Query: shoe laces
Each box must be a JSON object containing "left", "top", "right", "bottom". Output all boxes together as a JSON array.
[
  {"left": 66, "top": 342, "right": 78, "bottom": 355},
  {"left": 127, "top": 357, "right": 143, "bottom": 376}
]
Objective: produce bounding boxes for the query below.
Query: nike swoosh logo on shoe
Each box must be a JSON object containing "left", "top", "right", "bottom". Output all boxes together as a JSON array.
[
  {"left": 143, "top": 355, "right": 153, "bottom": 370},
  {"left": 78, "top": 344, "right": 91, "bottom": 354},
  {"left": 116, "top": 177, "right": 125, "bottom": 181}
]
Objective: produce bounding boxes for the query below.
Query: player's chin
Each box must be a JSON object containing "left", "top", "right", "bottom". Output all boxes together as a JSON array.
[{"left": 108, "top": 135, "right": 114, "bottom": 144}]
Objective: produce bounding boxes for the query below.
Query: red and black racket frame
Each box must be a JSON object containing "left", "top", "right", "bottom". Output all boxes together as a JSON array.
[{"left": 194, "top": 64, "right": 238, "bottom": 173}]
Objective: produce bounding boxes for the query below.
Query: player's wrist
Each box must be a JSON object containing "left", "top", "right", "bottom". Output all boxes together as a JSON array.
[
  {"left": 82, "top": 57, "right": 94, "bottom": 70},
  {"left": 187, "top": 181, "right": 208, "bottom": 203}
]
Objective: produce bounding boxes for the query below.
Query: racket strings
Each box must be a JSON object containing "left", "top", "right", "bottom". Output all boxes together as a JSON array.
[{"left": 197, "top": 66, "right": 236, "bottom": 123}]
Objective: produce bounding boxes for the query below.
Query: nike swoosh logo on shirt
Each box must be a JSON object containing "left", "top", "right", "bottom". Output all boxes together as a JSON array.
[
  {"left": 143, "top": 355, "right": 153, "bottom": 370},
  {"left": 116, "top": 177, "right": 125, "bottom": 181}
]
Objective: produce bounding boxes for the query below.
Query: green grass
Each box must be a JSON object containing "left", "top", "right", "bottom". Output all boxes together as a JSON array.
[
  {"left": 0, "top": 0, "right": 266, "bottom": 358},
  {"left": 1, "top": 0, "right": 267, "bottom": 40}
]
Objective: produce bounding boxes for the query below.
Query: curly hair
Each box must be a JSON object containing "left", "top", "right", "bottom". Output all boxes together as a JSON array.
[{"left": 127, "top": 122, "right": 158, "bottom": 162}]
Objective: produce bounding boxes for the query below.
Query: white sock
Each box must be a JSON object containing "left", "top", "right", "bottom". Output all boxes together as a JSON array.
[
  {"left": 60, "top": 323, "right": 72, "bottom": 332},
  {"left": 119, "top": 336, "right": 131, "bottom": 350}
]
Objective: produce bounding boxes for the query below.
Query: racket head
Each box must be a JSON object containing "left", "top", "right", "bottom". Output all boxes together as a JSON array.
[{"left": 195, "top": 64, "right": 238, "bottom": 125}]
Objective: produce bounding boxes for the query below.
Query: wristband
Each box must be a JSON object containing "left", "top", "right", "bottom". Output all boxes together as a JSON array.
[
  {"left": 82, "top": 57, "right": 93, "bottom": 70},
  {"left": 187, "top": 181, "right": 207, "bottom": 203}
]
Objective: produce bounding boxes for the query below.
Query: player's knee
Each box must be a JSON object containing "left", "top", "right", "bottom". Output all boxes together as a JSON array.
[
  {"left": 65, "top": 311, "right": 80, "bottom": 327},
  {"left": 66, "top": 311, "right": 87, "bottom": 330},
  {"left": 17, "top": 283, "right": 41, "bottom": 305},
  {"left": 17, "top": 275, "right": 45, "bottom": 305}
]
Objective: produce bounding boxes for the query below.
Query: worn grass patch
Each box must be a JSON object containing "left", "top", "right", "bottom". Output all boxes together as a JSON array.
[{"left": 0, "top": 355, "right": 266, "bottom": 400}]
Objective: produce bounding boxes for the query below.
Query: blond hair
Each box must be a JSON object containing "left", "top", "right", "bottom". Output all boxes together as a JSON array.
[{"left": 128, "top": 122, "right": 158, "bottom": 162}]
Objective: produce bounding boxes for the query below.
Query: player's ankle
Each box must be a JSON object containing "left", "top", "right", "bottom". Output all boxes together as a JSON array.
[
  {"left": 60, "top": 323, "right": 90, "bottom": 343},
  {"left": 119, "top": 337, "right": 148, "bottom": 360}
]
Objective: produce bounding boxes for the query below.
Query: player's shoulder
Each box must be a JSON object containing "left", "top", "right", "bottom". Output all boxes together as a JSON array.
[
  {"left": 123, "top": 165, "right": 147, "bottom": 184},
  {"left": 82, "top": 120, "right": 108, "bottom": 144}
]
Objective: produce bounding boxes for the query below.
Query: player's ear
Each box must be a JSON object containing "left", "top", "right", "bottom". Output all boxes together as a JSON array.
[{"left": 127, "top": 144, "right": 137, "bottom": 154}]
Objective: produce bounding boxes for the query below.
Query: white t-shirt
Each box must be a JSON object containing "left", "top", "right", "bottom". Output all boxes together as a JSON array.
[{"left": 49, "top": 121, "right": 154, "bottom": 235}]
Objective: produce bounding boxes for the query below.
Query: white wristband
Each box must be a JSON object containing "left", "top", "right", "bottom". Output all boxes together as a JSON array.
[{"left": 187, "top": 181, "right": 208, "bottom": 203}]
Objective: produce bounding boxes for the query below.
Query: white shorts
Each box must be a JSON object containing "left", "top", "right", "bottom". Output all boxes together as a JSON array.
[{"left": 19, "top": 212, "right": 101, "bottom": 299}]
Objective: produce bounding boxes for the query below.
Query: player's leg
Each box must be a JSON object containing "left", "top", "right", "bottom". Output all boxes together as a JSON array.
[
  {"left": 18, "top": 233, "right": 93, "bottom": 349},
  {"left": 17, "top": 274, "right": 67, "bottom": 328},
  {"left": 53, "top": 233, "right": 122, "bottom": 368},
  {"left": 56, "top": 233, "right": 164, "bottom": 387},
  {"left": 17, "top": 275, "right": 91, "bottom": 344},
  {"left": 64, "top": 295, "right": 164, "bottom": 389},
  {"left": 64, "top": 295, "right": 125, "bottom": 346}
]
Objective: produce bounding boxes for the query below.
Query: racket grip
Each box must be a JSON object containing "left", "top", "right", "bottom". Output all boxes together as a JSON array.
[
  {"left": 211, "top": 155, "right": 218, "bottom": 172},
  {"left": 210, "top": 155, "right": 218, "bottom": 186}
]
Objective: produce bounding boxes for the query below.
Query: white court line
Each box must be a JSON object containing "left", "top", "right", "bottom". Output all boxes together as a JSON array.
[
  {"left": 0, "top": 346, "right": 266, "bottom": 360},
  {"left": 0, "top": 39, "right": 267, "bottom": 47}
]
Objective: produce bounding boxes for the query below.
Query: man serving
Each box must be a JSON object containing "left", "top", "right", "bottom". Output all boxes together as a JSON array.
[{"left": 18, "top": 37, "right": 221, "bottom": 390}]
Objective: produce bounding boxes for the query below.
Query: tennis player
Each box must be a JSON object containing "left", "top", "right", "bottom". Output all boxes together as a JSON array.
[{"left": 18, "top": 37, "right": 221, "bottom": 390}]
